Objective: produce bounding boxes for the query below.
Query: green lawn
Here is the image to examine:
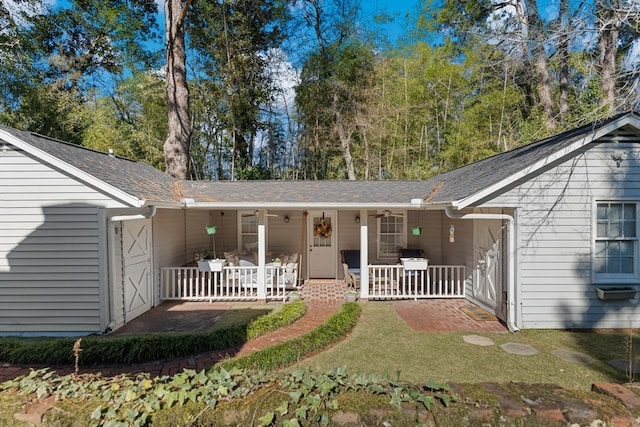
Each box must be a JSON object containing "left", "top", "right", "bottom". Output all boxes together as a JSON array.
[{"left": 294, "top": 302, "right": 636, "bottom": 391}]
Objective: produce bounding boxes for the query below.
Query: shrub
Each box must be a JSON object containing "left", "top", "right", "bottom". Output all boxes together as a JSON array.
[
  {"left": 0, "top": 301, "right": 306, "bottom": 366},
  {"left": 216, "top": 302, "right": 362, "bottom": 372},
  {"left": 246, "top": 299, "right": 306, "bottom": 340}
]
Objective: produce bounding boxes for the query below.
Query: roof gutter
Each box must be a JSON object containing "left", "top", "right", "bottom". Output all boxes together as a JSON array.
[
  {"left": 445, "top": 206, "right": 519, "bottom": 333},
  {"left": 108, "top": 206, "right": 157, "bottom": 222}
]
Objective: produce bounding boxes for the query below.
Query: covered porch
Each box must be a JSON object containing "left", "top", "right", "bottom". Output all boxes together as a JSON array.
[{"left": 154, "top": 205, "right": 491, "bottom": 305}]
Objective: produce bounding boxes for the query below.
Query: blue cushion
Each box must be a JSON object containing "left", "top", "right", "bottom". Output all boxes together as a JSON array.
[{"left": 341, "top": 250, "right": 360, "bottom": 269}]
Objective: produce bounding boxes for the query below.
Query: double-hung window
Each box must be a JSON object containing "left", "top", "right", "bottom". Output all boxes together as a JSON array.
[
  {"left": 378, "top": 212, "right": 405, "bottom": 258},
  {"left": 595, "top": 202, "right": 637, "bottom": 280},
  {"left": 239, "top": 212, "right": 258, "bottom": 253}
]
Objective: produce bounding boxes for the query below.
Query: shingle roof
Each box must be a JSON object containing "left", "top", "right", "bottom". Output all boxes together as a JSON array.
[
  {"left": 0, "top": 125, "right": 181, "bottom": 203},
  {"left": 3, "top": 111, "right": 638, "bottom": 209},
  {"left": 183, "top": 180, "right": 430, "bottom": 205},
  {"left": 417, "top": 111, "right": 639, "bottom": 206}
]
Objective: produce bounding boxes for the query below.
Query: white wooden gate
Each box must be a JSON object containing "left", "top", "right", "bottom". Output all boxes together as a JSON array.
[
  {"left": 122, "top": 219, "right": 153, "bottom": 322},
  {"left": 473, "top": 219, "right": 504, "bottom": 319}
]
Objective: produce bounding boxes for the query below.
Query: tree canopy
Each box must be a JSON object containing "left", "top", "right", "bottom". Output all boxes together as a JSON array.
[{"left": 1, "top": 0, "right": 639, "bottom": 180}]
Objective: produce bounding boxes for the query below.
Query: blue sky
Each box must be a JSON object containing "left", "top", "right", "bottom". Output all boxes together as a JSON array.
[{"left": 360, "top": 0, "right": 422, "bottom": 43}]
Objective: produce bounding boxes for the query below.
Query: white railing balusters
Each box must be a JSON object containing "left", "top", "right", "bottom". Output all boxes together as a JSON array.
[
  {"left": 160, "top": 264, "right": 299, "bottom": 302},
  {"left": 160, "top": 263, "right": 462, "bottom": 302},
  {"left": 366, "top": 264, "right": 465, "bottom": 300}
]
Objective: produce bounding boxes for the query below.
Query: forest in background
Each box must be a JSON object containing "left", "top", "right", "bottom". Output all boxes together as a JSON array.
[{"left": 1, "top": 0, "right": 639, "bottom": 181}]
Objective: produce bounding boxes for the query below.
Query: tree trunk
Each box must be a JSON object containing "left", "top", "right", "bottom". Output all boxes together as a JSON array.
[
  {"left": 535, "top": 51, "right": 555, "bottom": 129},
  {"left": 527, "top": 0, "right": 555, "bottom": 129},
  {"left": 333, "top": 92, "right": 356, "bottom": 180},
  {"left": 598, "top": 20, "right": 619, "bottom": 114},
  {"left": 558, "top": 0, "right": 569, "bottom": 123},
  {"left": 164, "top": 0, "right": 191, "bottom": 179}
]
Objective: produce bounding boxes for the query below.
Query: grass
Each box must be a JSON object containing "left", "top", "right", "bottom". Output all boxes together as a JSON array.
[
  {"left": 2, "top": 300, "right": 639, "bottom": 425},
  {"left": 293, "top": 302, "right": 635, "bottom": 391}
]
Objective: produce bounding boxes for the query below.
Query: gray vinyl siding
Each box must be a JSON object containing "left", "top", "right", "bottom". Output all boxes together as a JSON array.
[
  {"left": 0, "top": 149, "right": 124, "bottom": 335},
  {"left": 441, "top": 216, "right": 475, "bottom": 296},
  {"left": 486, "top": 128, "right": 640, "bottom": 329},
  {"left": 153, "top": 209, "right": 188, "bottom": 272},
  {"left": 267, "top": 210, "right": 304, "bottom": 256}
]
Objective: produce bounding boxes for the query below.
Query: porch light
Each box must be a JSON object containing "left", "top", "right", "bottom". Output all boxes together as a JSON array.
[
  {"left": 284, "top": 215, "right": 290, "bottom": 223},
  {"left": 611, "top": 150, "right": 625, "bottom": 167},
  {"left": 355, "top": 215, "right": 360, "bottom": 223}
]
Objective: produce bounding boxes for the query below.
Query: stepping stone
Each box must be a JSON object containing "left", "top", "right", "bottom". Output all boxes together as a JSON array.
[
  {"left": 501, "top": 342, "right": 538, "bottom": 356},
  {"left": 553, "top": 349, "right": 594, "bottom": 365},
  {"left": 609, "top": 359, "right": 640, "bottom": 374},
  {"left": 463, "top": 335, "right": 495, "bottom": 346}
]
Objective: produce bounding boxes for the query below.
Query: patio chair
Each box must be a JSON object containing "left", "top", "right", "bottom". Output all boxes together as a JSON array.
[
  {"left": 342, "top": 263, "right": 359, "bottom": 290},
  {"left": 265, "top": 253, "right": 300, "bottom": 293},
  {"left": 340, "top": 249, "right": 361, "bottom": 278}
]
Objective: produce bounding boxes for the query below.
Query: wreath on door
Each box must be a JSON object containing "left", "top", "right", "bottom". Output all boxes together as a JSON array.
[{"left": 315, "top": 218, "right": 332, "bottom": 238}]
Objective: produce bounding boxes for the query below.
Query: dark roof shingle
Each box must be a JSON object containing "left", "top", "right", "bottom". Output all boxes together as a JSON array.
[{"left": 4, "top": 111, "right": 637, "bottom": 208}]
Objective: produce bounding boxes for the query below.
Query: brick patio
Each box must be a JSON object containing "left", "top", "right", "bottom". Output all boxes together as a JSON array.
[{"left": 392, "top": 299, "right": 508, "bottom": 333}]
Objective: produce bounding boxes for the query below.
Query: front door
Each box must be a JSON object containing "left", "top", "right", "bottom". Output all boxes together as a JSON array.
[
  {"left": 473, "top": 219, "right": 505, "bottom": 320},
  {"left": 122, "top": 218, "right": 153, "bottom": 322},
  {"left": 307, "top": 210, "right": 337, "bottom": 278}
]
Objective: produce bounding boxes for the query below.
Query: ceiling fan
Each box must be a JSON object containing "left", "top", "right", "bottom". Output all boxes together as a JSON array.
[
  {"left": 242, "top": 210, "right": 279, "bottom": 217},
  {"left": 370, "top": 210, "right": 403, "bottom": 218}
]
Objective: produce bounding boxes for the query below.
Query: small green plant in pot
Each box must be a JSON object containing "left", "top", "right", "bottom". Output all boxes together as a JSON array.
[
  {"left": 288, "top": 290, "right": 301, "bottom": 301},
  {"left": 199, "top": 250, "right": 225, "bottom": 271}
]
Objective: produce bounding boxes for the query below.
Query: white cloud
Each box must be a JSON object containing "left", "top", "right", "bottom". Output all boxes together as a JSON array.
[
  {"left": 3, "top": 0, "right": 51, "bottom": 25},
  {"left": 263, "top": 48, "right": 300, "bottom": 115}
]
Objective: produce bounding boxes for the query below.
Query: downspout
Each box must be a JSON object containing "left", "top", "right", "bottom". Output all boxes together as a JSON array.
[
  {"left": 444, "top": 206, "right": 519, "bottom": 333},
  {"left": 105, "top": 206, "right": 158, "bottom": 332}
]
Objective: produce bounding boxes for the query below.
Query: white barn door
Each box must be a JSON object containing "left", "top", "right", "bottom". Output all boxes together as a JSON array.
[
  {"left": 122, "top": 219, "right": 153, "bottom": 322},
  {"left": 473, "top": 219, "right": 505, "bottom": 320}
]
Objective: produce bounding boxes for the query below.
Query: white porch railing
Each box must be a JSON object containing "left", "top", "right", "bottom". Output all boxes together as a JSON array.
[
  {"left": 160, "top": 264, "right": 298, "bottom": 302},
  {"left": 367, "top": 264, "right": 465, "bottom": 299}
]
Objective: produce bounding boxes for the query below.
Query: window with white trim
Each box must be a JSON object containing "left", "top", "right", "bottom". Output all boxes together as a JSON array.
[
  {"left": 239, "top": 212, "right": 258, "bottom": 253},
  {"left": 378, "top": 212, "right": 405, "bottom": 258},
  {"left": 595, "top": 202, "right": 637, "bottom": 278}
]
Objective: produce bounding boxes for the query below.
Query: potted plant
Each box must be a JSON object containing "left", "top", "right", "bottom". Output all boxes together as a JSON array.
[
  {"left": 198, "top": 250, "right": 225, "bottom": 272},
  {"left": 400, "top": 257, "right": 429, "bottom": 271},
  {"left": 345, "top": 289, "right": 358, "bottom": 302},
  {"left": 288, "top": 290, "right": 301, "bottom": 301}
]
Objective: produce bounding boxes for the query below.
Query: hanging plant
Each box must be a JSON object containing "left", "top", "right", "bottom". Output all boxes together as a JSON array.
[{"left": 315, "top": 218, "right": 332, "bottom": 238}]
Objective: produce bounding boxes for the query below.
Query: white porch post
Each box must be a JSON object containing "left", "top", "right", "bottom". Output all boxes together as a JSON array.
[
  {"left": 257, "top": 209, "right": 267, "bottom": 301},
  {"left": 359, "top": 209, "right": 369, "bottom": 299}
]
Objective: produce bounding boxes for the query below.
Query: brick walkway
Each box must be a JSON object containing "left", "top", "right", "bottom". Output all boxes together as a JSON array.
[
  {"left": 0, "top": 282, "right": 343, "bottom": 382},
  {"left": 0, "top": 281, "right": 507, "bottom": 382}
]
